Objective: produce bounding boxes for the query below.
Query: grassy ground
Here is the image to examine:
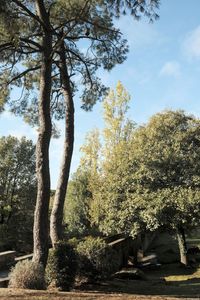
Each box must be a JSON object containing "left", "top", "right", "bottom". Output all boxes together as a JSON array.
[
  {"left": 1, "top": 236, "right": 200, "bottom": 300},
  {"left": 76, "top": 263, "right": 200, "bottom": 298},
  {"left": 1, "top": 263, "right": 200, "bottom": 300},
  {"left": 0, "top": 289, "right": 184, "bottom": 300}
]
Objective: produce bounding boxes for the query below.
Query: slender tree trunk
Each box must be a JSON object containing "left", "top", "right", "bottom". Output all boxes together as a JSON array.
[
  {"left": 50, "top": 42, "right": 74, "bottom": 246},
  {"left": 33, "top": 0, "right": 52, "bottom": 267},
  {"left": 177, "top": 226, "right": 188, "bottom": 266}
]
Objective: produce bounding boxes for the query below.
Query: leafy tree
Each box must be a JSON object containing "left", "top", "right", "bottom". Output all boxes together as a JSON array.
[
  {"left": 75, "top": 104, "right": 200, "bottom": 266},
  {"left": 64, "top": 129, "right": 102, "bottom": 235},
  {"left": 49, "top": 0, "right": 159, "bottom": 247},
  {"left": 79, "top": 129, "right": 102, "bottom": 227},
  {"left": 129, "top": 110, "right": 200, "bottom": 265},
  {"left": 98, "top": 82, "right": 135, "bottom": 235},
  {"left": 64, "top": 169, "right": 91, "bottom": 235},
  {"left": 0, "top": 0, "right": 159, "bottom": 265},
  {"left": 131, "top": 110, "right": 200, "bottom": 190},
  {"left": 0, "top": 136, "right": 36, "bottom": 251},
  {"left": 66, "top": 82, "right": 135, "bottom": 235}
]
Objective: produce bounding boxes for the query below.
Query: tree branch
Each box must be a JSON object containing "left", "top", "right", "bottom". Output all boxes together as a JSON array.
[
  {"left": 0, "top": 42, "right": 14, "bottom": 52},
  {"left": 7, "top": 65, "right": 41, "bottom": 85},
  {"left": 20, "top": 37, "right": 43, "bottom": 50},
  {"left": 66, "top": 47, "right": 93, "bottom": 87},
  {"left": 11, "top": 0, "right": 45, "bottom": 28}
]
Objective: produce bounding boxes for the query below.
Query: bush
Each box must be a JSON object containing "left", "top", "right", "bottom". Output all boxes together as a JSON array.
[
  {"left": 67, "top": 237, "right": 80, "bottom": 248},
  {"left": 76, "top": 236, "right": 120, "bottom": 280},
  {"left": 46, "top": 241, "right": 77, "bottom": 291},
  {"left": 9, "top": 260, "right": 45, "bottom": 290}
]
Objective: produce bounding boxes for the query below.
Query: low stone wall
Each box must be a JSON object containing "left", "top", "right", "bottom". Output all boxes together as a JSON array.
[
  {"left": 0, "top": 251, "right": 16, "bottom": 270},
  {"left": 15, "top": 253, "right": 33, "bottom": 263},
  {"left": 0, "top": 251, "right": 33, "bottom": 288}
]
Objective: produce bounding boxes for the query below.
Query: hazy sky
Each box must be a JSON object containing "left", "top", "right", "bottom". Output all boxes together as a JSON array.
[{"left": 1, "top": 0, "right": 200, "bottom": 189}]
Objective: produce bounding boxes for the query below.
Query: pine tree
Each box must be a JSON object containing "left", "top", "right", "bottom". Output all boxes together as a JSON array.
[{"left": 0, "top": 0, "right": 159, "bottom": 266}]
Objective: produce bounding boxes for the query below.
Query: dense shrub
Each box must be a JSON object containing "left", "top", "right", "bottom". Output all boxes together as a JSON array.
[
  {"left": 9, "top": 260, "right": 45, "bottom": 290},
  {"left": 67, "top": 237, "right": 80, "bottom": 248},
  {"left": 46, "top": 241, "right": 77, "bottom": 291},
  {"left": 76, "top": 236, "right": 121, "bottom": 280}
]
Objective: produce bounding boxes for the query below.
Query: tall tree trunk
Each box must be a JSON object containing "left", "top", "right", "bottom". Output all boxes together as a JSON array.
[
  {"left": 33, "top": 0, "right": 52, "bottom": 267},
  {"left": 177, "top": 226, "right": 188, "bottom": 266},
  {"left": 50, "top": 42, "right": 74, "bottom": 246}
]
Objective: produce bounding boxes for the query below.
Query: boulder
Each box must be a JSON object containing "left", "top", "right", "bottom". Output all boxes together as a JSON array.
[{"left": 113, "top": 268, "right": 147, "bottom": 280}]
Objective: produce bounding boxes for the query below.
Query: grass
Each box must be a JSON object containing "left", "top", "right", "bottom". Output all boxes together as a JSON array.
[
  {"left": 0, "top": 289, "right": 192, "bottom": 300},
  {"left": 1, "top": 263, "right": 200, "bottom": 300},
  {"left": 1, "top": 236, "right": 200, "bottom": 299},
  {"left": 165, "top": 269, "right": 200, "bottom": 283}
]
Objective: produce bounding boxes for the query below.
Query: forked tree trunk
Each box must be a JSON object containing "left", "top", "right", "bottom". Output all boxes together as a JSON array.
[
  {"left": 177, "top": 226, "right": 188, "bottom": 266},
  {"left": 50, "top": 42, "right": 74, "bottom": 246},
  {"left": 33, "top": 0, "right": 52, "bottom": 267}
]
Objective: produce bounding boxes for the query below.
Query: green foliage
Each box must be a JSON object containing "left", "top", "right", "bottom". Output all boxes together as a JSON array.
[
  {"left": 103, "top": 81, "right": 131, "bottom": 146},
  {"left": 140, "top": 188, "right": 200, "bottom": 231},
  {"left": 67, "top": 237, "right": 80, "bottom": 248},
  {"left": 98, "top": 109, "right": 200, "bottom": 238},
  {"left": 76, "top": 236, "right": 121, "bottom": 280},
  {"left": 127, "top": 110, "right": 200, "bottom": 235},
  {"left": 98, "top": 82, "right": 135, "bottom": 235},
  {"left": 72, "top": 88, "right": 200, "bottom": 240},
  {"left": 79, "top": 129, "right": 102, "bottom": 228},
  {"left": 64, "top": 170, "right": 92, "bottom": 235},
  {"left": 46, "top": 242, "right": 77, "bottom": 291},
  {"left": 66, "top": 82, "right": 135, "bottom": 235},
  {"left": 108, "top": 0, "right": 160, "bottom": 21},
  {"left": 131, "top": 110, "right": 200, "bottom": 189},
  {"left": 0, "top": 1, "right": 129, "bottom": 124},
  {"left": 9, "top": 260, "right": 46, "bottom": 290},
  {"left": 0, "top": 135, "right": 36, "bottom": 251},
  {"left": 64, "top": 128, "right": 102, "bottom": 235},
  {"left": 0, "top": 1, "right": 159, "bottom": 124}
]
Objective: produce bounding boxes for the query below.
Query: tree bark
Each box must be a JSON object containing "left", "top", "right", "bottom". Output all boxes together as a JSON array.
[
  {"left": 50, "top": 42, "right": 74, "bottom": 246},
  {"left": 177, "top": 226, "right": 188, "bottom": 266},
  {"left": 33, "top": 0, "right": 52, "bottom": 267}
]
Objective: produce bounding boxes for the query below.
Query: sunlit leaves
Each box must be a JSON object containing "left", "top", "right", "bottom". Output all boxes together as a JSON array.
[
  {"left": 131, "top": 110, "right": 200, "bottom": 189},
  {"left": 128, "top": 110, "right": 200, "bottom": 235}
]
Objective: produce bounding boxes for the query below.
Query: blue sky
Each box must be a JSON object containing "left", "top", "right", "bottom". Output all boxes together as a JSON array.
[{"left": 1, "top": 0, "right": 200, "bottom": 189}]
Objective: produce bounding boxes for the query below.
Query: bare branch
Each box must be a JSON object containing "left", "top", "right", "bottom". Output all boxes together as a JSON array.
[
  {"left": 7, "top": 65, "right": 41, "bottom": 85},
  {"left": 66, "top": 47, "right": 93, "bottom": 87},
  {"left": 20, "top": 37, "right": 43, "bottom": 50},
  {"left": 0, "top": 42, "right": 14, "bottom": 52}
]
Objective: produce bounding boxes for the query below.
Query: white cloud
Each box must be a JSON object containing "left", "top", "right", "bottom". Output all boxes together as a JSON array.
[
  {"left": 115, "top": 17, "right": 161, "bottom": 50},
  {"left": 183, "top": 26, "right": 200, "bottom": 59},
  {"left": 160, "top": 61, "right": 181, "bottom": 78}
]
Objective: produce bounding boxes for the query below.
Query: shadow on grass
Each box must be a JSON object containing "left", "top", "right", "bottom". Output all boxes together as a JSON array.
[
  {"left": 77, "top": 279, "right": 200, "bottom": 298},
  {"left": 144, "top": 263, "right": 198, "bottom": 278},
  {"left": 76, "top": 264, "right": 200, "bottom": 299}
]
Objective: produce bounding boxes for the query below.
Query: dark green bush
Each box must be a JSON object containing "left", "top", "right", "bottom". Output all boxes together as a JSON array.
[
  {"left": 76, "top": 236, "right": 121, "bottom": 280},
  {"left": 9, "top": 260, "right": 46, "bottom": 290},
  {"left": 46, "top": 241, "right": 77, "bottom": 291}
]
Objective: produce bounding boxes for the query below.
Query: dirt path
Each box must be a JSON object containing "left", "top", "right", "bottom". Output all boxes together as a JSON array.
[{"left": 0, "top": 289, "right": 192, "bottom": 300}]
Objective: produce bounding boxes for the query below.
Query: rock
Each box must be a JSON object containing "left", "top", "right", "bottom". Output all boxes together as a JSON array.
[{"left": 113, "top": 268, "right": 147, "bottom": 280}]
